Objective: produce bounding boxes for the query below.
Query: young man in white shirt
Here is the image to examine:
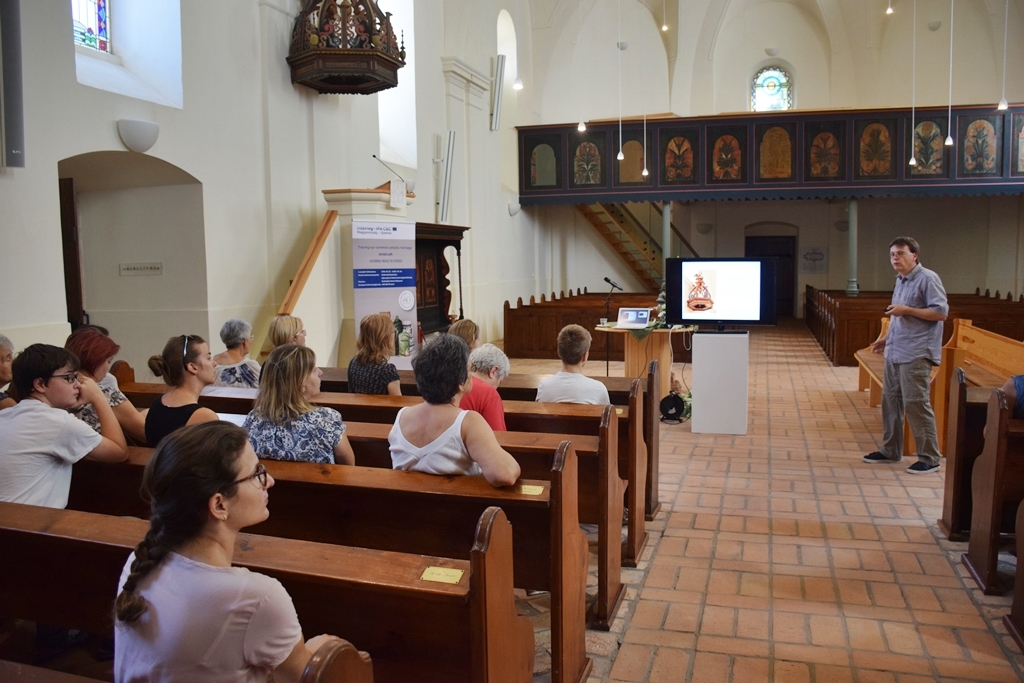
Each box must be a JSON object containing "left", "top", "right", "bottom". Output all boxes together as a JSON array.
[
  {"left": 0, "top": 343, "right": 128, "bottom": 508},
  {"left": 536, "top": 324, "right": 610, "bottom": 405}
]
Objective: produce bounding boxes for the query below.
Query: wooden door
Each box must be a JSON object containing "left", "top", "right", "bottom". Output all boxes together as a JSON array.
[
  {"left": 59, "top": 177, "right": 86, "bottom": 329},
  {"left": 745, "top": 235, "right": 796, "bottom": 317}
]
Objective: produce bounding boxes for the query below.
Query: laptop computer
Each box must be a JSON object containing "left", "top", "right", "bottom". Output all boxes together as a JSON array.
[{"left": 616, "top": 307, "right": 653, "bottom": 329}]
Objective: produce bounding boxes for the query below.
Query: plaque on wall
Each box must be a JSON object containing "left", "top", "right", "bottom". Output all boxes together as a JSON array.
[
  {"left": 706, "top": 125, "right": 747, "bottom": 184},
  {"left": 659, "top": 128, "right": 699, "bottom": 185},
  {"left": 754, "top": 122, "right": 796, "bottom": 182},
  {"left": 854, "top": 119, "right": 897, "bottom": 180},
  {"left": 957, "top": 115, "right": 1002, "bottom": 177},
  {"left": 804, "top": 121, "right": 846, "bottom": 181}
]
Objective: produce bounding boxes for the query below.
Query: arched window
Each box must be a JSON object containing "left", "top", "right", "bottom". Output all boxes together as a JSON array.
[
  {"left": 72, "top": 0, "right": 112, "bottom": 53},
  {"left": 751, "top": 67, "right": 792, "bottom": 112}
]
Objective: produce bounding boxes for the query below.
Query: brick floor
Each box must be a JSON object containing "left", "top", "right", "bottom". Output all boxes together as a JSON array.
[{"left": 511, "top": 318, "right": 1024, "bottom": 682}]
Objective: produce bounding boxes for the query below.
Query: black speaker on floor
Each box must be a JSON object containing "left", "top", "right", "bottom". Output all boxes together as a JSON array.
[{"left": 0, "top": 0, "right": 24, "bottom": 168}]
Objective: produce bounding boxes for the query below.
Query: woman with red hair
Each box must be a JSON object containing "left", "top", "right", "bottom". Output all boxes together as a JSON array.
[{"left": 65, "top": 327, "right": 147, "bottom": 443}]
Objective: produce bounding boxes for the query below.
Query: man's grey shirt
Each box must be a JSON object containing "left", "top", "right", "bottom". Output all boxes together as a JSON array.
[{"left": 884, "top": 263, "right": 948, "bottom": 365}]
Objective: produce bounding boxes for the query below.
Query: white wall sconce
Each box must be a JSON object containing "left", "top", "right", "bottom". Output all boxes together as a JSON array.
[
  {"left": 928, "top": 21, "right": 941, "bottom": 31},
  {"left": 117, "top": 119, "right": 159, "bottom": 154},
  {"left": 508, "top": 201, "right": 521, "bottom": 216},
  {"left": 765, "top": 47, "right": 779, "bottom": 57},
  {"left": 696, "top": 223, "right": 714, "bottom": 235}
]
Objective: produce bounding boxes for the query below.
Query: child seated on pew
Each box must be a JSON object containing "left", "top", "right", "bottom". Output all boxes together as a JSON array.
[
  {"left": 459, "top": 343, "right": 510, "bottom": 431},
  {"left": 0, "top": 344, "right": 127, "bottom": 508},
  {"left": 0, "top": 334, "right": 14, "bottom": 410},
  {"left": 390, "top": 334, "right": 521, "bottom": 487},
  {"left": 536, "top": 324, "right": 610, "bottom": 405},
  {"left": 244, "top": 345, "right": 355, "bottom": 465},
  {"left": 114, "top": 422, "right": 338, "bottom": 683}
]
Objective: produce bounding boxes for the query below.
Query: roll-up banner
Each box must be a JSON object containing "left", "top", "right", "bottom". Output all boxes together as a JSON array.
[{"left": 352, "top": 220, "right": 418, "bottom": 370}]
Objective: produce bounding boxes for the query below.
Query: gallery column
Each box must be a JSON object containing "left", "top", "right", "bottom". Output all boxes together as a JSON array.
[{"left": 846, "top": 198, "right": 860, "bottom": 296}]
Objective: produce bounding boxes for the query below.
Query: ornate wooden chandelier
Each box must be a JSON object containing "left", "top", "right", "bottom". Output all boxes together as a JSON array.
[{"left": 288, "top": 0, "right": 406, "bottom": 95}]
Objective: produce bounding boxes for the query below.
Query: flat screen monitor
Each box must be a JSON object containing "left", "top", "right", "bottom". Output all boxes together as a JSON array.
[{"left": 665, "top": 257, "right": 777, "bottom": 327}]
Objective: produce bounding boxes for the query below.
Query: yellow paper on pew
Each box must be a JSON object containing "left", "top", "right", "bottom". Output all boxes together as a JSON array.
[
  {"left": 616, "top": 408, "right": 623, "bottom": 415},
  {"left": 421, "top": 566, "right": 465, "bottom": 584},
  {"left": 519, "top": 484, "right": 545, "bottom": 496}
]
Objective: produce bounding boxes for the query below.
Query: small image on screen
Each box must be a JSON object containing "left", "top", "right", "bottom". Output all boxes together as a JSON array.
[{"left": 680, "top": 261, "right": 761, "bottom": 321}]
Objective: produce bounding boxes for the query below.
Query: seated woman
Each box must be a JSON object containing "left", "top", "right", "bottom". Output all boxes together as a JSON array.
[
  {"left": 0, "top": 334, "right": 14, "bottom": 410},
  {"left": 448, "top": 318, "right": 480, "bottom": 350},
  {"left": 389, "top": 335, "right": 520, "bottom": 487},
  {"left": 145, "top": 335, "right": 219, "bottom": 447},
  {"left": 65, "top": 327, "right": 147, "bottom": 443},
  {"left": 114, "top": 422, "right": 337, "bottom": 682},
  {"left": 348, "top": 313, "right": 401, "bottom": 396},
  {"left": 244, "top": 345, "right": 354, "bottom": 465},
  {"left": 213, "top": 319, "right": 261, "bottom": 389},
  {"left": 268, "top": 315, "right": 306, "bottom": 350},
  {"left": 459, "top": 343, "right": 510, "bottom": 432}
]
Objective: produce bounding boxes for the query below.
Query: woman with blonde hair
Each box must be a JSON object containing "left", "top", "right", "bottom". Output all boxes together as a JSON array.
[
  {"left": 144, "top": 335, "right": 219, "bottom": 447},
  {"left": 347, "top": 312, "right": 401, "bottom": 396},
  {"left": 114, "top": 422, "right": 339, "bottom": 682},
  {"left": 447, "top": 318, "right": 480, "bottom": 350},
  {"left": 244, "top": 345, "right": 354, "bottom": 465},
  {"left": 267, "top": 315, "right": 306, "bottom": 349}
]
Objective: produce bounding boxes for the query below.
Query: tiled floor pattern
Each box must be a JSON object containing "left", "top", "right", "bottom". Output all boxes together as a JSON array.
[{"left": 511, "top": 320, "right": 1024, "bottom": 683}]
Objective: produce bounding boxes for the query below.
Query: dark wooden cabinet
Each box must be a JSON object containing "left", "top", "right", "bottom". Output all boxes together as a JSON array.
[{"left": 415, "top": 222, "right": 469, "bottom": 334}]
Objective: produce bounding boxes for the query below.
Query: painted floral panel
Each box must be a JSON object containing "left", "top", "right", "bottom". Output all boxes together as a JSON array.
[
  {"left": 574, "top": 142, "right": 602, "bottom": 185},
  {"left": 665, "top": 137, "right": 694, "bottom": 182},
  {"left": 810, "top": 133, "right": 841, "bottom": 178},
  {"left": 858, "top": 123, "right": 891, "bottom": 177},
  {"left": 712, "top": 135, "right": 742, "bottom": 180},
  {"left": 911, "top": 121, "right": 944, "bottom": 175}
]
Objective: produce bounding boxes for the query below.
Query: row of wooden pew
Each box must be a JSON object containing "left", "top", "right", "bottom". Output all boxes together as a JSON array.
[
  {"left": 805, "top": 285, "right": 1024, "bottom": 366},
  {"left": 502, "top": 290, "right": 693, "bottom": 363}
]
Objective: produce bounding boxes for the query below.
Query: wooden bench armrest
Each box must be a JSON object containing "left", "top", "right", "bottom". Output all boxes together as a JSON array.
[{"left": 301, "top": 637, "right": 374, "bottom": 683}]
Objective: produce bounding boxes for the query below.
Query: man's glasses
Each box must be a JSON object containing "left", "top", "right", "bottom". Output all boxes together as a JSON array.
[
  {"left": 50, "top": 372, "right": 80, "bottom": 385},
  {"left": 224, "top": 463, "right": 269, "bottom": 491},
  {"left": 891, "top": 251, "right": 912, "bottom": 258}
]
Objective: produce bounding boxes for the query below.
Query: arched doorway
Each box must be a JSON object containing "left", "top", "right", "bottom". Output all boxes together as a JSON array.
[{"left": 57, "top": 151, "right": 206, "bottom": 376}]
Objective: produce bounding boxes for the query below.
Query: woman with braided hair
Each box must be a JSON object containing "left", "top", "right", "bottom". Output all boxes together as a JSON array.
[{"left": 114, "top": 421, "right": 335, "bottom": 682}]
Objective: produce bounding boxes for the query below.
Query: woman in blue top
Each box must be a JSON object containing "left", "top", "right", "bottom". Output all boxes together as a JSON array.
[{"left": 244, "top": 345, "right": 355, "bottom": 465}]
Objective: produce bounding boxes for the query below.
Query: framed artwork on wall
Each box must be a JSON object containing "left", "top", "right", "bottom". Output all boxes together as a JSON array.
[
  {"left": 957, "top": 115, "right": 1002, "bottom": 177},
  {"left": 659, "top": 128, "right": 700, "bottom": 185},
  {"left": 1013, "top": 114, "right": 1024, "bottom": 177},
  {"left": 706, "top": 125, "right": 747, "bottom": 184},
  {"left": 754, "top": 122, "right": 796, "bottom": 182},
  {"left": 854, "top": 119, "right": 897, "bottom": 180},
  {"left": 522, "top": 134, "right": 563, "bottom": 189},
  {"left": 614, "top": 128, "right": 654, "bottom": 186},
  {"left": 803, "top": 121, "right": 846, "bottom": 181},
  {"left": 905, "top": 117, "right": 949, "bottom": 178},
  {"left": 569, "top": 131, "right": 608, "bottom": 188}
]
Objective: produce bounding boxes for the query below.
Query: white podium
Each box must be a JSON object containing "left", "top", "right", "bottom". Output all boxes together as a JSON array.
[{"left": 691, "top": 331, "right": 749, "bottom": 435}]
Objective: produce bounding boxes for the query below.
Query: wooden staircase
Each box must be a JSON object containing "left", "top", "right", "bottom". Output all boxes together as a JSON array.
[{"left": 575, "top": 202, "right": 699, "bottom": 293}]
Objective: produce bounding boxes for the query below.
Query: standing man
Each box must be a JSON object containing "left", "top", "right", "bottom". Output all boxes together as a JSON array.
[{"left": 864, "top": 237, "right": 948, "bottom": 474}]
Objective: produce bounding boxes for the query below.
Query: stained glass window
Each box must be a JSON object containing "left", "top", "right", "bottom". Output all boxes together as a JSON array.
[
  {"left": 72, "top": 0, "right": 111, "bottom": 53},
  {"left": 751, "top": 67, "right": 792, "bottom": 112}
]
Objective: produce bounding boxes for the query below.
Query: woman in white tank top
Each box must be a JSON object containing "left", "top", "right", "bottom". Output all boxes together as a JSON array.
[{"left": 389, "top": 334, "right": 521, "bottom": 487}]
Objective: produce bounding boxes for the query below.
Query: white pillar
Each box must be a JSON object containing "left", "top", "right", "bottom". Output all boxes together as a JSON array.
[{"left": 846, "top": 198, "right": 859, "bottom": 296}]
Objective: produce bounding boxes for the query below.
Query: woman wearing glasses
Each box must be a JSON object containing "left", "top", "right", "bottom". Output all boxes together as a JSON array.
[
  {"left": 213, "top": 319, "right": 261, "bottom": 389},
  {"left": 145, "top": 335, "right": 219, "bottom": 448},
  {"left": 267, "top": 315, "right": 306, "bottom": 350},
  {"left": 244, "top": 345, "right": 355, "bottom": 465},
  {"left": 347, "top": 312, "right": 401, "bottom": 396},
  {"left": 115, "top": 422, "right": 339, "bottom": 682},
  {"left": 65, "top": 327, "right": 148, "bottom": 443}
]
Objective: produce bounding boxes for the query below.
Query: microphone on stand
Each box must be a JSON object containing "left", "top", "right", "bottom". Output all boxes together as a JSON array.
[
  {"left": 372, "top": 155, "right": 416, "bottom": 192},
  {"left": 604, "top": 277, "right": 623, "bottom": 291}
]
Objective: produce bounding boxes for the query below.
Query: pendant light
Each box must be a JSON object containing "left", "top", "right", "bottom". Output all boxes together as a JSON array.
[
  {"left": 944, "top": 0, "right": 954, "bottom": 146},
  {"left": 662, "top": 0, "right": 668, "bottom": 31},
  {"left": 909, "top": 0, "right": 918, "bottom": 166},
  {"left": 513, "top": 0, "right": 524, "bottom": 90},
  {"left": 616, "top": 0, "right": 624, "bottom": 162},
  {"left": 886, "top": 0, "right": 894, "bottom": 15},
  {"left": 577, "top": 0, "right": 587, "bottom": 131},
  {"left": 641, "top": 112, "right": 649, "bottom": 176},
  {"left": 998, "top": 0, "right": 1009, "bottom": 110}
]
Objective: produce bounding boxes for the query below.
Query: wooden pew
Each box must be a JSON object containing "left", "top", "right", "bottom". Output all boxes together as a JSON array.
[
  {"left": 939, "top": 369, "right": 991, "bottom": 541},
  {"left": 118, "top": 381, "right": 649, "bottom": 567},
  {"left": 962, "top": 390, "right": 1024, "bottom": 595},
  {"left": 318, "top": 360, "right": 664, "bottom": 521},
  {"left": 68, "top": 444, "right": 594, "bottom": 680},
  {"left": 934, "top": 319, "right": 1024, "bottom": 451},
  {"left": 0, "top": 662, "right": 101, "bottom": 683},
  {"left": 0, "top": 503, "right": 534, "bottom": 683},
  {"left": 1002, "top": 499, "right": 1024, "bottom": 651}
]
